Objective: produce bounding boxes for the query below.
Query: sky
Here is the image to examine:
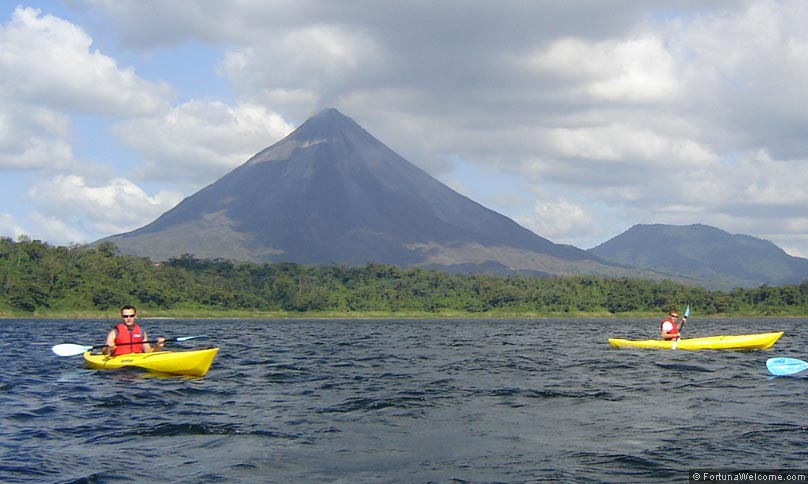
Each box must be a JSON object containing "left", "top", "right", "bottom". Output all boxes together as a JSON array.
[{"left": 2, "top": 1, "right": 808, "bottom": 258}]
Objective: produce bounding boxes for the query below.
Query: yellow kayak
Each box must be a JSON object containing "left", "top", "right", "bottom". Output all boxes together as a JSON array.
[
  {"left": 84, "top": 348, "right": 219, "bottom": 376},
  {"left": 608, "top": 332, "right": 783, "bottom": 350}
]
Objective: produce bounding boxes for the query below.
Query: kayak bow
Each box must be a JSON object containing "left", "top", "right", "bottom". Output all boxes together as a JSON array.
[{"left": 84, "top": 347, "right": 219, "bottom": 376}]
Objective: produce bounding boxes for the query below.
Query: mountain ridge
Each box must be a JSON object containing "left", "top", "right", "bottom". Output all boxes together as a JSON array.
[{"left": 589, "top": 223, "right": 808, "bottom": 290}]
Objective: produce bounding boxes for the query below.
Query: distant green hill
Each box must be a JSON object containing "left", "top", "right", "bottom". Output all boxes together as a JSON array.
[{"left": 588, "top": 223, "right": 808, "bottom": 290}]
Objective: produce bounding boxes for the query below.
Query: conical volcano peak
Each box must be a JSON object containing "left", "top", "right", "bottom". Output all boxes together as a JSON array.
[
  {"left": 246, "top": 107, "right": 380, "bottom": 166},
  {"left": 311, "top": 107, "right": 351, "bottom": 122},
  {"left": 291, "top": 107, "right": 366, "bottom": 140}
]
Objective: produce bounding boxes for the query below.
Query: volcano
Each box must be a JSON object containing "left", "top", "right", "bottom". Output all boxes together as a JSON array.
[{"left": 99, "top": 108, "right": 643, "bottom": 278}]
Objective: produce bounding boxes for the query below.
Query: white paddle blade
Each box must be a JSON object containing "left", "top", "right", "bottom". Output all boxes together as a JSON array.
[
  {"left": 767, "top": 357, "right": 808, "bottom": 376},
  {"left": 176, "top": 335, "right": 209, "bottom": 342},
  {"left": 51, "top": 343, "right": 93, "bottom": 357}
]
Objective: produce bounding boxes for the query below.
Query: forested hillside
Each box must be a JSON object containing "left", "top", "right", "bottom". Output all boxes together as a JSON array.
[{"left": 2, "top": 237, "right": 807, "bottom": 317}]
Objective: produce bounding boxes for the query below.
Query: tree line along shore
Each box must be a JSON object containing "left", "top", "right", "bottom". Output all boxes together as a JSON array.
[{"left": 2, "top": 237, "right": 808, "bottom": 318}]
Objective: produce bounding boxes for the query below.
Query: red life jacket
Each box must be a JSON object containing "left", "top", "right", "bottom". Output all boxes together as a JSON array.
[
  {"left": 113, "top": 323, "right": 145, "bottom": 355},
  {"left": 660, "top": 317, "right": 678, "bottom": 340}
]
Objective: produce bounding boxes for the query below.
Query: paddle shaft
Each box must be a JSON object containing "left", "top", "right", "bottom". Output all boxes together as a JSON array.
[
  {"left": 52, "top": 335, "right": 209, "bottom": 356},
  {"left": 671, "top": 305, "right": 690, "bottom": 350},
  {"left": 97, "top": 339, "right": 165, "bottom": 350},
  {"left": 100, "top": 335, "right": 208, "bottom": 350}
]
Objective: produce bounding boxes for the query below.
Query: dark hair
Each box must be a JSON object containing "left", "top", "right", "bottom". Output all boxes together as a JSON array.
[{"left": 121, "top": 305, "right": 137, "bottom": 315}]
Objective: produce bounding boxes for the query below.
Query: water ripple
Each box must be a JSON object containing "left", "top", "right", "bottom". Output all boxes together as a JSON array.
[{"left": 0, "top": 317, "right": 804, "bottom": 483}]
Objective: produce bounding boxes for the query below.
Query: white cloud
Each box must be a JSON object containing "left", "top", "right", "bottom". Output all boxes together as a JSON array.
[
  {"left": 28, "top": 175, "right": 184, "bottom": 241},
  {"left": 220, "top": 24, "right": 382, "bottom": 112},
  {"left": 0, "top": 210, "right": 87, "bottom": 247},
  {"left": 724, "top": 150, "right": 808, "bottom": 208},
  {"left": 113, "top": 100, "right": 295, "bottom": 185},
  {"left": 66, "top": 0, "right": 290, "bottom": 47},
  {"left": 520, "top": 35, "right": 681, "bottom": 104},
  {"left": 0, "top": 6, "right": 179, "bottom": 173},
  {"left": 548, "top": 124, "right": 717, "bottom": 166},
  {"left": 0, "top": 100, "right": 75, "bottom": 170},
  {"left": 0, "top": 214, "right": 26, "bottom": 240},
  {"left": 27, "top": 211, "right": 88, "bottom": 246},
  {"left": 517, "top": 197, "right": 596, "bottom": 246},
  {"left": 0, "top": 6, "right": 171, "bottom": 116}
]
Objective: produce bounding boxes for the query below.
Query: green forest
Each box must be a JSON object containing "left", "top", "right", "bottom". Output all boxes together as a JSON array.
[{"left": 2, "top": 236, "right": 808, "bottom": 318}]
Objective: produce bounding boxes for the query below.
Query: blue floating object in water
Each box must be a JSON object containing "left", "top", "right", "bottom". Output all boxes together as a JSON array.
[{"left": 766, "top": 357, "right": 808, "bottom": 376}]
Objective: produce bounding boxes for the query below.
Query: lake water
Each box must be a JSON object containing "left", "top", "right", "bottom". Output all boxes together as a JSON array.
[{"left": 1, "top": 317, "right": 806, "bottom": 483}]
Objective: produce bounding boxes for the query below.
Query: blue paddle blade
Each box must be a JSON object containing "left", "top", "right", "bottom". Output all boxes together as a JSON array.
[
  {"left": 766, "top": 357, "right": 808, "bottom": 376},
  {"left": 684, "top": 305, "right": 690, "bottom": 318}
]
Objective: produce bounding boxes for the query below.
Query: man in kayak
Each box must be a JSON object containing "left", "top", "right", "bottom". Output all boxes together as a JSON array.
[
  {"left": 102, "top": 305, "right": 165, "bottom": 356},
  {"left": 660, "top": 309, "right": 686, "bottom": 340}
]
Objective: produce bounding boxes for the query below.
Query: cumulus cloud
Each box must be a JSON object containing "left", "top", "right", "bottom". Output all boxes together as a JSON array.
[
  {"left": 113, "top": 100, "right": 295, "bottom": 185},
  {"left": 0, "top": 6, "right": 187, "bottom": 243},
  {"left": 520, "top": 35, "right": 681, "bottom": 104},
  {"left": 0, "top": 6, "right": 171, "bottom": 116},
  {"left": 517, "top": 197, "right": 596, "bottom": 246},
  {"left": 220, "top": 24, "right": 382, "bottom": 113},
  {"left": 29, "top": 175, "right": 184, "bottom": 241},
  {"left": 26, "top": 211, "right": 89, "bottom": 246},
  {"left": 548, "top": 124, "right": 716, "bottom": 165},
  {"left": 0, "top": 100, "right": 75, "bottom": 171},
  {"left": 0, "top": 214, "right": 27, "bottom": 241},
  {"left": 0, "top": 6, "right": 175, "bottom": 173}
]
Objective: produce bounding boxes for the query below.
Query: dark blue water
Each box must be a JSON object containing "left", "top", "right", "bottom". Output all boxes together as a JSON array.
[{"left": 1, "top": 317, "right": 806, "bottom": 483}]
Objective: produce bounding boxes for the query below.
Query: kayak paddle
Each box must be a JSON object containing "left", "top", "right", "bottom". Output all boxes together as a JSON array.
[
  {"left": 766, "top": 357, "right": 808, "bottom": 376},
  {"left": 681, "top": 305, "right": 690, "bottom": 331},
  {"left": 671, "top": 305, "right": 690, "bottom": 350},
  {"left": 51, "top": 335, "right": 210, "bottom": 357}
]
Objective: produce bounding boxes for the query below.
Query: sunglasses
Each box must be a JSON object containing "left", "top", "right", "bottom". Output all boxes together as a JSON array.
[{"left": 122, "top": 314, "right": 136, "bottom": 318}]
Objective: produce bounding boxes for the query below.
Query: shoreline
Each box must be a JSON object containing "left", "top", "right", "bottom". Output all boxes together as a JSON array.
[{"left": 0, "top": 310, "right": 798, "bottom": 320}]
